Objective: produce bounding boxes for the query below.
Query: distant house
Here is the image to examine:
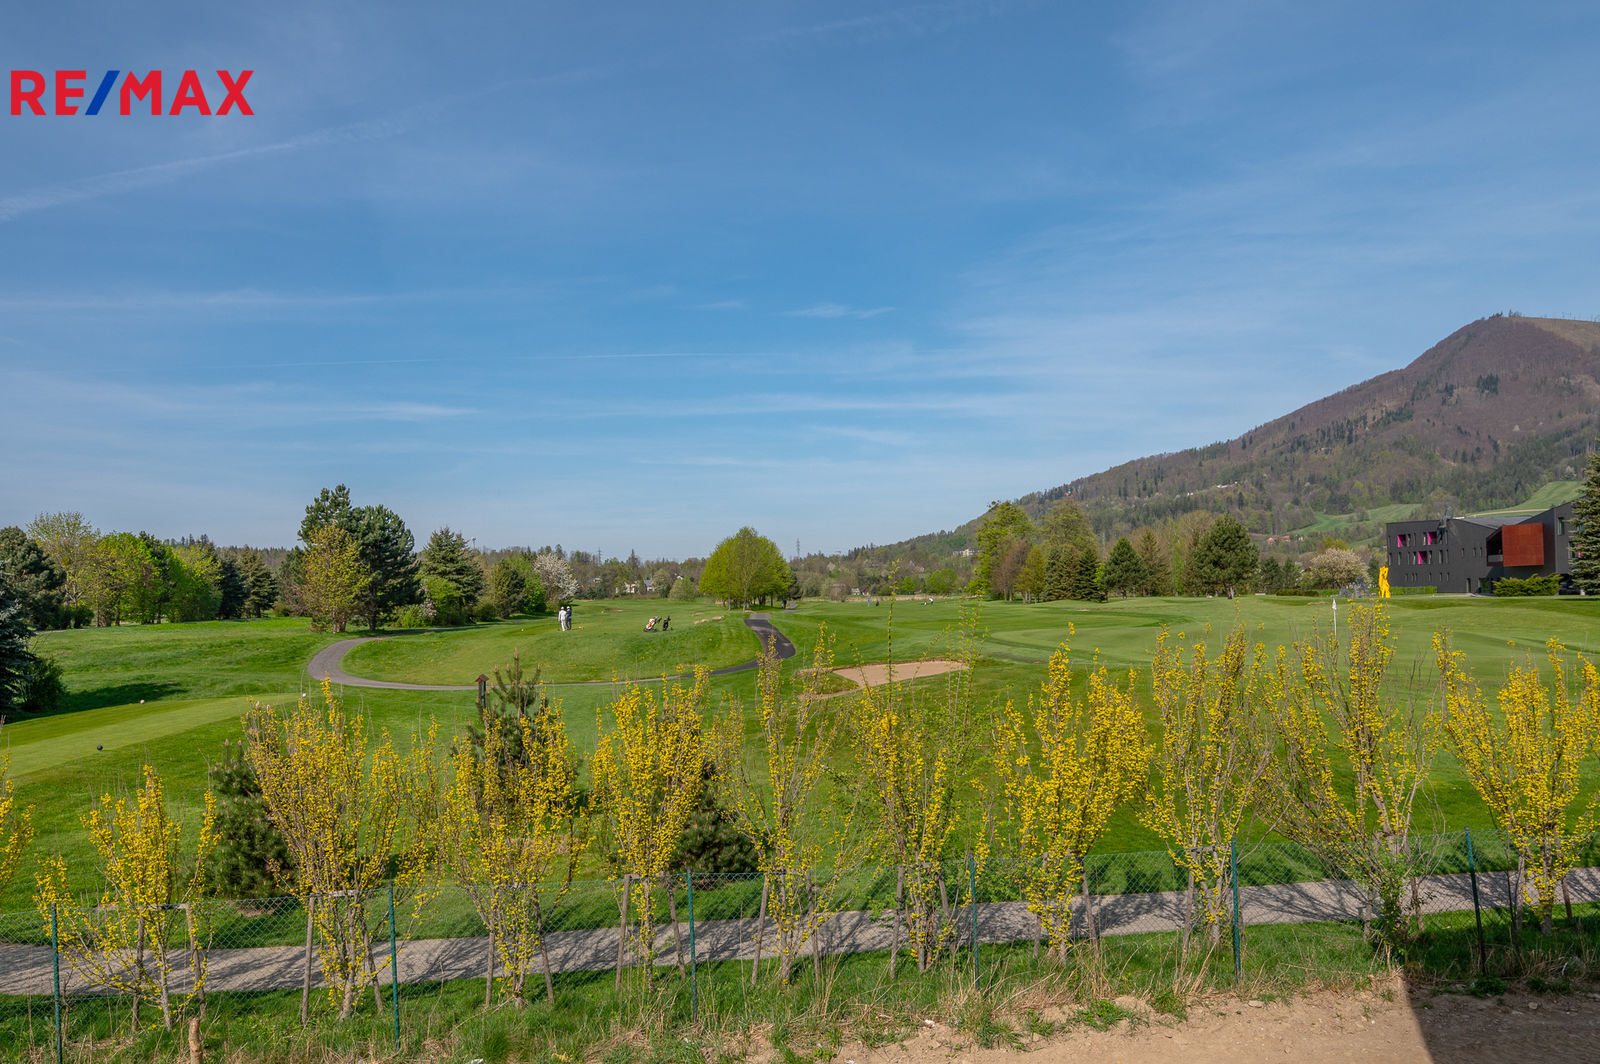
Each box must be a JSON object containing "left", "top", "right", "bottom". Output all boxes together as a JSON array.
[{"left": 1384, "top": 502, "right": 1576, "bottom": 594}]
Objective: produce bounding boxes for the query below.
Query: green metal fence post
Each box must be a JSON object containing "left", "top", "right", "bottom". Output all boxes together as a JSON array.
[
  {"left": 968, "top": 852, "right": 980, "bottom": 990},
  {"left": 686, "top": 871, "right": 698, "bottom": 1025},
  {"left": 1464, "top": 828, "right": 1486, "bottom": 975},
  {"left": 1230, "top": 838, "right": 1242, "bottom": 984},
  {"left": 387, "top": 883, "right": 401, "bottom": 1052},
  {"left": 51, "top": 902, "right": 63, "bottom": 1064}
]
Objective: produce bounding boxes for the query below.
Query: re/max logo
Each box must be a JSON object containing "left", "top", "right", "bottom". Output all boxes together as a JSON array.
[{"left": 8, "top": 70, "right": 253, "bottom": 116}]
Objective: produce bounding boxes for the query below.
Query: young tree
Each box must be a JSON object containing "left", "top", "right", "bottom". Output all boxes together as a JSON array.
[
  {"left": 986, "top": 640, "right": 1149, "bottom": 961},
  {"left": 1269, "top": 604, "right": 1434, "bottom": 948},
  {"left": 711, "top": 633, "right": 863, "bottom": 983},
  {"left": 591, "top": 670, "right": 707, "bottom": 975},
  {"left": 243, "top": 683, "right": 409, "bottom": 1018},
  {"left": 0, "top": 725, "right": 32, "bottom": 896},
  {"left": 204, "top": 739, "right": 293, "bottom": 898},
  {"left": 1436, "top": 637, "right": 1600, "bottom": 934},
  {"left": 1571, "top": 440, "right": 1600, "bottom": 593},
  {"left": 414, "top": 654, "right": 581, "bottom": 1004},
  {"left": 301, "top": 526, "right": 371, "bottom": 633},
  {"left": 1187, "top": 515, "right": 1257, "bottom": 598},
  {"left": 1141, "top": 623, "right": 1278, "bottom": 954},
  {"left": 668, "top": 575, "right": 699, "bottom": 601},
  {"left": 1102, "top": 537, "right": 1145, "bottom": 599},
  {"left": 35, "top": 765, "right": 216, "bottom": 1031},
  {"left": 851, "top": 608, "right": 981, "bottom": 972}
]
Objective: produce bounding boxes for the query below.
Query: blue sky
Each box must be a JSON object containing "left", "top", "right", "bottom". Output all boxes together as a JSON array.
[{"left": 2, "top": 1, "right": 1598, "bottom": 559}]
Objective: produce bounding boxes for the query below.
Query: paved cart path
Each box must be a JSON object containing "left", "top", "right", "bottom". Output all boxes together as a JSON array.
[
  {"left": 5, "top": 867, "right": 1596, "bottom": 996},
  {"left": 303, "top": 612, "right": 796, "bottom": 692}
]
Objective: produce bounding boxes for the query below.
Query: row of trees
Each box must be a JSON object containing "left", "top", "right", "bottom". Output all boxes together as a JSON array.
[
  {"left": 8, "top": 515, "right": 278, "bottom": 629},
  {"left": 13, "top": 602, "right": 1600, "bottom": 1028}
]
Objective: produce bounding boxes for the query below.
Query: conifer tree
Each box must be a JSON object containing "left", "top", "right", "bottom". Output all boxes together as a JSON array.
[
  {"left": 1102, "top": 537, "right": 1145, "bottom": 599},
  {"left": 204, "top": 738, "right": 293, "bottom": 897},
  {"left": 1135, "top": 528, "right": 1172, "bottom": 596},
  {"left": 1572, "top": 441, "right": 1600, "bottom": 593}
]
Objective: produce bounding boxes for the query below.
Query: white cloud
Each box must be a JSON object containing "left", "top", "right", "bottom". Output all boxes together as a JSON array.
[{"left": 784, "top": 302, "right": 895, "bottom": 319}]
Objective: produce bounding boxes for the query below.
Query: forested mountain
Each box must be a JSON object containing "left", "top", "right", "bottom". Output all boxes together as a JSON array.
[{"left": 886, "top": 314, "right": 1600, "bottom": 554}]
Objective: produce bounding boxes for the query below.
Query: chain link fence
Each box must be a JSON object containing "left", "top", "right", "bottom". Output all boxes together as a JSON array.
[{"left": 3, "top": 829, "right": 1598, "bottom": 1060}]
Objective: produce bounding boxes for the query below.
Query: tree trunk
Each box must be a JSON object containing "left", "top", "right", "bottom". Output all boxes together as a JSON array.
[
  {"left": 668, "top": 875, "right": 685, "bottom": 975},
  {"left": 889, "top": 866, "right": 903, "bottom": 978},
  {"left": 614, "top": 874, "right": 631, "bottom": 992},
  {"left": 301, "top": 897, "right": 314, "bottom": 1025},
  {"left": 750, "top": 876, "right": 768, "bottom": 987},
  {"left": 533, "top": 893, "right": 555, "bottom": 1004}
]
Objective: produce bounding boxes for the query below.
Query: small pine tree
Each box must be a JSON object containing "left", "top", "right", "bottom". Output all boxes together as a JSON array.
[
  {"left": 674, "top": 762, "right": 758, "bottom": 874},
  {"left": 204, "top": 738, "right": 293, "bottom": 897}
]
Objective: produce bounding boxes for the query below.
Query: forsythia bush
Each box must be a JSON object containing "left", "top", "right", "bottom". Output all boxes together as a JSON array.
[{"left": 1436, "top": 637, "right": 1600, "bottom": 933}]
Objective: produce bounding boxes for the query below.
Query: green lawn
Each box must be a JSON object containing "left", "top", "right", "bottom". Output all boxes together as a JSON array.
[
  {"left": 7, "top": 594, "right": 1600, "bottom": 911},
  {"left": 339, "top": 602, "right": 753, "bottom": 684}
]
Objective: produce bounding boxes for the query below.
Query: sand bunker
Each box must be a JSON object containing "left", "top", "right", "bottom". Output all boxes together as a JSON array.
[{"left": 811, "top": 659, "right": 969, "bottom": 697}]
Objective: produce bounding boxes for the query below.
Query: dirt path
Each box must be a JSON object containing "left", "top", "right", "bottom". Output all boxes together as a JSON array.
[
  {"left": 841, "top": 974, "right": 1600, "bottom": 1064},
  {"left": 303, "top": 612, "right": 795, "bottom": 691}
]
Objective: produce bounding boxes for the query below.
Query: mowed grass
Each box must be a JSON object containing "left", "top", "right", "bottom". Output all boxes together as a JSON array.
[
  {"left": 339, "top": 601, "right": 752, "bottom": 685},
  {"left": 6, "top": 593, "right": 1600, "bottom": 911}
]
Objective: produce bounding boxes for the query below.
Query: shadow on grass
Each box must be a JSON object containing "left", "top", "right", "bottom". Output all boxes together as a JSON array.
[{"left": 61, "top": 681, "right": 183, "bottom": 715}]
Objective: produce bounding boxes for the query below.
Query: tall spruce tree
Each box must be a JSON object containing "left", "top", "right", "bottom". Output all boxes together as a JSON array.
[
  {"left": 1069, "top": 544, "right": 1105, "bottom": 601},
  {"left": 1135, "top": 528, "right": 1172, "bottom": 596},
  {"left": 0, "top": 527, "right": 66, "bottom": 628},
  {"left": 1102, "top": 537, "right": 1145, "bottom": 599},
  {"left": 419, "top": 527, "right": 486, "bottom": 610},
  {"left": 1572, "top": 442, "right": 1600, "bottom": 593},
  {"left": 0, "top": 578, "right": 33, "bottom": 716},
  {"left": 1042, "top": 544, "right": 1073, "bottom": 601},
  {"left": 1188, "top": 516, "right": 1258, "bottom": 598}
]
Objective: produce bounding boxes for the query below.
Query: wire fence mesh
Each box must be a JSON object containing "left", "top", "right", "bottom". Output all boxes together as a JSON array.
[{"left": 3, "top": 829, "right": 1598, "bottom": 1059}]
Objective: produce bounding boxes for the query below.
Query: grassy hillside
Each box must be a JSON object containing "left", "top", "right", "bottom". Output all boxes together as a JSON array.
[{"left": 872, "top": 316, "right": 1600, "bottom": 556}]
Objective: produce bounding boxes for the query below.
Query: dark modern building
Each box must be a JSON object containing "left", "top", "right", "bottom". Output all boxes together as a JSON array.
[{"left": 1384, "top": 502, "right": 1576, "bottom": 594}]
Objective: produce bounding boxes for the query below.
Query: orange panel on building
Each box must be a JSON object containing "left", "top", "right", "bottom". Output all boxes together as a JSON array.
[{"left": 1502, "top": 523, "right": 1545, "bottom": 567}]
